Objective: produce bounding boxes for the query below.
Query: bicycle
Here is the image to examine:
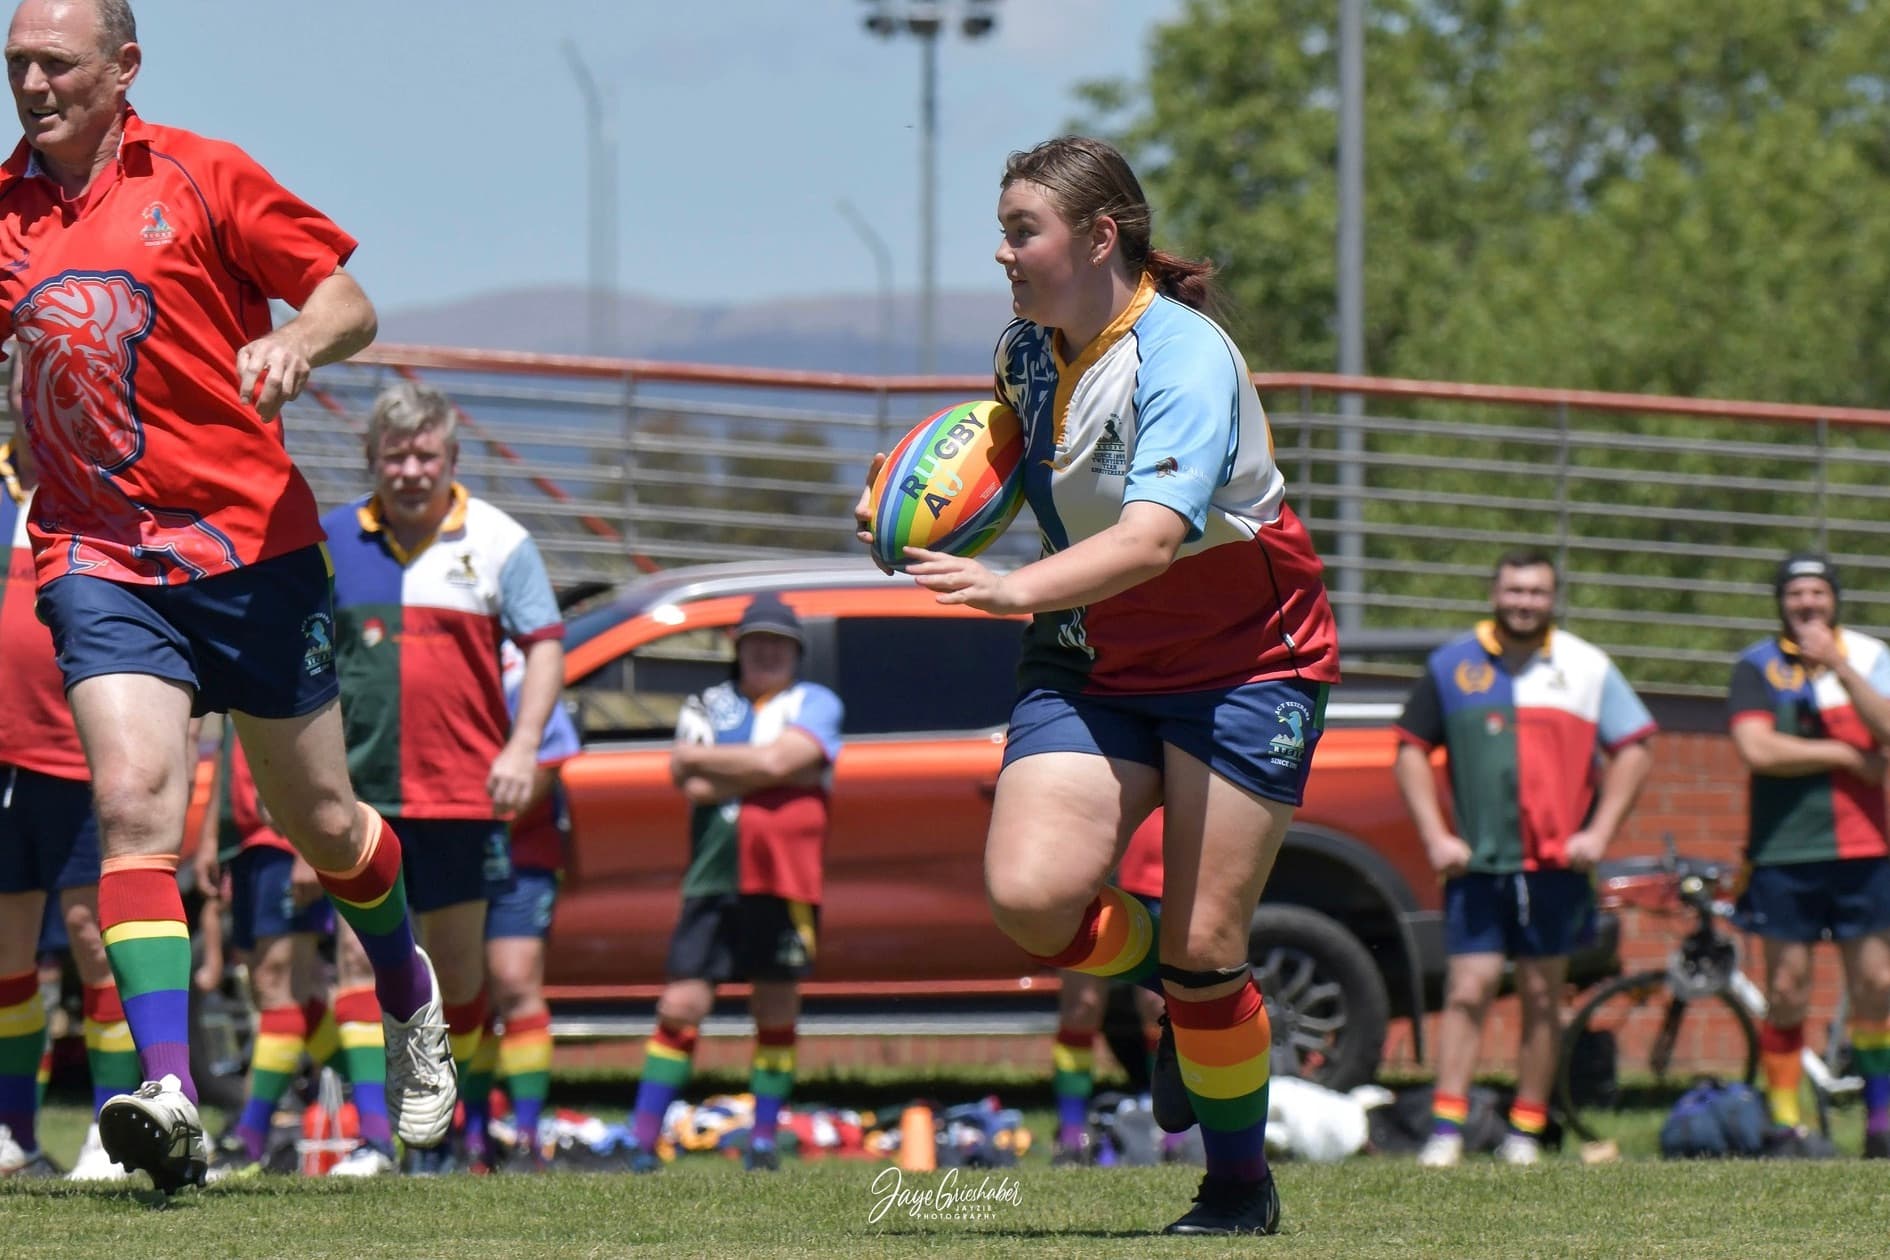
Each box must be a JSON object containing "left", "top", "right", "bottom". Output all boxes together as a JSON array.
[{"left": 1554, "top": 841, "right": 1859, "bottom": 1146}]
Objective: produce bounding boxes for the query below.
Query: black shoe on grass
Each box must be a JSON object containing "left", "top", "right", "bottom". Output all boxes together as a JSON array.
[{"left": 1163, "top": 1173, "right": 1281, "bottom": 1236}]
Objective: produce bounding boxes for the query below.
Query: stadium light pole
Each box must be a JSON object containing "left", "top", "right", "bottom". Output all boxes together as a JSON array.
[
  {"left": 858, "top": 0, "right": 1000, "bottom": 375},
  {"left": 837, "top": 199, "right": 895, "bottom": 381},
  {"left": 563, "top": 40, "right": 618, "bottom": 357},
  {"left": 1335, "top": 0, "right": 1366, "bottom": 633}
]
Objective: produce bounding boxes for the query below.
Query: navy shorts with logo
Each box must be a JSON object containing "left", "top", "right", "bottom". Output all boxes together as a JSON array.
[
  {"left": 36, "top": 544, "right": 339, "bottom": 719},
  {"left": 1001, "top": 678, "right": 1328, "bottom": 807},
  {"left": 1733, "top": 857, "right": 1890, "bottom": 943},
  {"left": 228, "top": 846, "right": 335, "bottom": 951},
  {"left": 394, "top": 817, "right": 511, "bottom": 914},
  {"left": 665, "top": 894, "right": 819, "bottom": 983},
  {"left": 486, "top": 866, "right": 560, "bottom": 941},
  {"left": 1445, "top": 869, "right": 1596, "bottom": 959},
  {"left": 0, "top": 764, "right": 101, "bottom": 895}
]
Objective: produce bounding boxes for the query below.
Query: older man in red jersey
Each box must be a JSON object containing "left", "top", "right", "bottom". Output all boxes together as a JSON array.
[{"left": 0, "top": 0, "right": 453, "bottom": 1192}]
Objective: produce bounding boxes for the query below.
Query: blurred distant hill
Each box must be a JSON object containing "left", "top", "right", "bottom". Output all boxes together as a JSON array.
[{"left": 377, "top": 286, "right": 1014, "bottom": 376}]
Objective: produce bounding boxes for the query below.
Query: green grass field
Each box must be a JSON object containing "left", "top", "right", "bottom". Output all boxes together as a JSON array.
[{"left": 5, "top": 1090, "right": 1887, "bottom": 1259}]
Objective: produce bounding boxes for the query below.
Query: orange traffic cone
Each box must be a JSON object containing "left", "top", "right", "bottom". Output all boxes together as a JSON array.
[{"left": 898, "top": 1103, "right": 937, "bottom": 1173}]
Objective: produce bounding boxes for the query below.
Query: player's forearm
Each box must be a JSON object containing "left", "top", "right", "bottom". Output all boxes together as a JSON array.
[
  {"left": 1392, "top": 745, "right": 1453, "bottom": 844},
  {"left": 1002, "top": 503, "right": 1185, "bottom": 614},
  {"left": 507, "top": 639, "right": 566, "bottom": 755},
  {"left": 281, "top": 270, "right": 378, "bottom": 366},
  {"left": 1733, "top": 727, "right": 1860, "bottom": 776}
]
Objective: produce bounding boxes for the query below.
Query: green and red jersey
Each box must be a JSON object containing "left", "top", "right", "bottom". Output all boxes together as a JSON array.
[
  {"left": 674, "top": 679, "right": 844, "bottom": 905},
  {"left": 325, "top": 488, "right": 563, "bottom": 820},
  {"left": 1397, "top": 622, "right": 1656, "bottom": 873},
  {"left": 1729, "top": 630, "right": 1890, "bottom": 866}
]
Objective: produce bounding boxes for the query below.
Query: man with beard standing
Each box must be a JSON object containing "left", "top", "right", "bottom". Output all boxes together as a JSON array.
[{"left": 1393, "top": 550, "right": 1655, "bottom": 1167}]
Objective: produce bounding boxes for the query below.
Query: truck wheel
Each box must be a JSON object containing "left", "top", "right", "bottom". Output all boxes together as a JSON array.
[{"left": 1249, "top": 903, "right": 1389, "bottom": 1091}]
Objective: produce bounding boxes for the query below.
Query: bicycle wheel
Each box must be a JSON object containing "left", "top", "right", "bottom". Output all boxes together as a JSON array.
[{"left": 1555, "top": 970, "right": 1759, "bottom": 1144}]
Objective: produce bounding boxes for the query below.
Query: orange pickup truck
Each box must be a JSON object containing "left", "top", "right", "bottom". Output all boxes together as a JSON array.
[{"left": 543, "top": 559, "right": 1529, "bottom": 1089}]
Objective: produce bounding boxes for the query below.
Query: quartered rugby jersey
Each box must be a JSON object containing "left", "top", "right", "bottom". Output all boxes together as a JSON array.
[
  {"left": 324, "top": 487, "right": 563, "bottom": 820},
  {"left": 501, "top": 637, "right": 582, "bottom": 872},
  {"left": 0, "top": 468, "right": 86, "bottom": 780},
  {"left": 674, "top": 679, "right": 844, "bottom": 906},
  {"left": 0, "top": 109, "right": 355, "bottom": 586},
  {"left": 994, "top": 274, "right": 1339, "bottom": 695},
  {"left": 1730, "top": 630, "right": 1890, "bottom": 865},
  {"left": 1396, "top": 623, "right": 1656, "bottom": 873}
]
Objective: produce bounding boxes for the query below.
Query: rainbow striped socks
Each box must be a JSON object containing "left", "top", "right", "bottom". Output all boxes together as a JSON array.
[
  {"left": 1851, "top": 1017, "right": 1890, "bottom": 1138},
  {"left": 1033, "top": 886, "right": 1160, "bottom": 992},
  {"left": 313, "top": 806, "right": 427, "bottom": 1021},
  {"left": 0, "top": 970, "right": 44, "bottom": 1151},
  {"left": 1052, "top": 1026, "right": 1094, "bottom": 1149},
  {"left": 97, "top": 854, "right": 196, "bottom": 1102},
  {"left": 82, "top": 983, "right": 140, "bottom": 1116},
  {"left": 333, "top": 986, "right": 392, "bottom": 1154},
  {"left": 1430, "top": 1090, "right": 1468, "bottom": 1138},
  {"left": 1168, "top": 978, "right": 1272, "bottom": 1182},
  {"left": 632, "top": 1023, "right": 696, "bottom": 1151},
  {"left": 750, "top": 1026, "right": 797, "bottom": 1150},
  {"left": 1508, "top": 1098, "right": 1549, "bottom": 1143},
  {"left": 499, "top": 1010, "right": 554, "bottom": 1147},
  {"left": 460, "top": 1016, "right": 499, "bottom": 1162},
  {"left": 233, "top": 1003, "right": 307, "bottom": 1161},
  {"left": 1760, "top": 1021, "right": 1805, "bottom": 1129}
]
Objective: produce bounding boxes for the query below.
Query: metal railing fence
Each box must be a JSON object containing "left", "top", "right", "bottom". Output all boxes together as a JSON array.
[{"left": 8, "top": 347, "right": 1890, "bottom": 696}]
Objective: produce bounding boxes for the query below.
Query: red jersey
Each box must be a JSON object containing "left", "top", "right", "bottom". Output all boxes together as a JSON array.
[
  {"left": 0, "top": 470, "right": 86, "bottom": 779},
  {"left": 0, "top": 108, "right": 357, "bottom": 586}
]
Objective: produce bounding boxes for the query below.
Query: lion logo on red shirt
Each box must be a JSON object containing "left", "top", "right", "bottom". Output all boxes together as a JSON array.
[{"left": 14, "top": 272, "right": 156, "bottom": 477}]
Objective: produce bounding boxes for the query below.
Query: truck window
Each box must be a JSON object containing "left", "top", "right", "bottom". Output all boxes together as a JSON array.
[
  {"left": 567, "top": 625, "right": 735, "bottom": 741},
  {"left": 832, "top": 616, "right": 1023, "bottom": 735}
]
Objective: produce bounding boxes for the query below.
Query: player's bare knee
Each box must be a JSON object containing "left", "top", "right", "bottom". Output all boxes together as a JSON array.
[
  {"left": 657, "top": 987, "right": 711, "bottom": 1029},
  {"left": 89, "top": 778, "right": 182, "bottom": 855}
]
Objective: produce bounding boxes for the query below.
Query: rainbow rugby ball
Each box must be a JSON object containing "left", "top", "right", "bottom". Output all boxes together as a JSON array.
[{"left": 867, "top": 400, "right": 1026, "bottom": 571}]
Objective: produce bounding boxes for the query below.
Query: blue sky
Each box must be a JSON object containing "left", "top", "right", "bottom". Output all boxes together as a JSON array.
[{"left": 110, "top": 0, "right": 1186, "bottom": 314}]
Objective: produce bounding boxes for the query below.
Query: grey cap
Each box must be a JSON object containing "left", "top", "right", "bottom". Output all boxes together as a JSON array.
[{"left": 735, "top": 593, "right": 802, "bottom": 643}]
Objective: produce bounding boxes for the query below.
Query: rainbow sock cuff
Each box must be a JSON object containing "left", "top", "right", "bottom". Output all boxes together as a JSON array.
[
  {"left": 641, "top": 1025, "right": 696, "bottom": 1089},
  {"left": 445, "top": 995, "right": 489, "bottom": 1073},
  {"left": 1052, "top": 1027, "right": 1094, "bottom": 1099},
  {"left": 0, "top": 969, "right": 46, "bottom": 1101},
  {"left": 1760, "top": 1021, "right": 1806, "bottom": 1127},
  {"left": 751, "top": 1025, "right": 797, "bottom": 1100},
  {"left": 99, "top": 859, "right": 196, "bottom": 1102},
  {"left": 498, "top": 1011, "right": 555, "bottom": 1083},
  {"left": 1431, "top": 1091, "right": 1469, "bottom": 1135},
  {"left": 1168, "top": 982, "right": 1271, "bottom": 1130},
  {"left": 1508, "top": 1099, "right": 1549, "bottom": 1137},
  {"left": 1850, "top": 1018, "right": 1890, "bottom": 1077},
  {"left": 1034, "top": 887, "right": 1159, "bottom": 986}
]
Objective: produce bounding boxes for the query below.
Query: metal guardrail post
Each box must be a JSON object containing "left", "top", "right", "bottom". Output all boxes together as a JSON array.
[
  {"left": 1298, "top": 384, "right": 1313, "bottom": 524},
  {"left": 620, "top": 369, "right": 639, "bottom": 559},
  {"left": 1555, "top": 400, "right": 1571, "bottom": 609},
  {"left": 1816, "top": 415, "right": 1829, "bottom": 553}
]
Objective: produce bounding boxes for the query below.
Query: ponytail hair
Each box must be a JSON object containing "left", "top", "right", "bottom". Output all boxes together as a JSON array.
[
  {"left": 1145, "top": 248, "right": 1218, "bottom": 313},
  {"left": 1001, "top": 136, "right": 1220, "bottom": 313}
]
